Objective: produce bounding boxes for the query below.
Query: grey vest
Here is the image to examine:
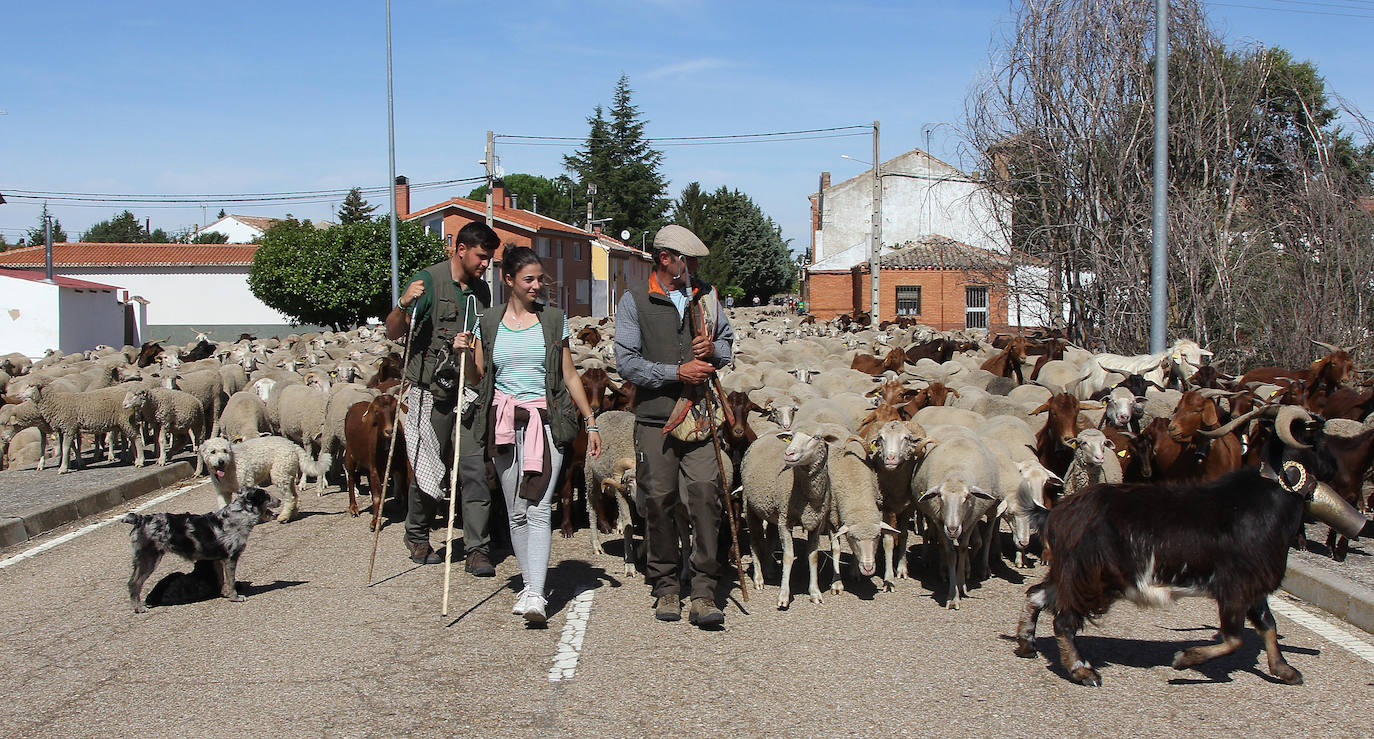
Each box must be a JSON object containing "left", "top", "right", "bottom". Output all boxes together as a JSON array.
[
  {"left": 471, "top": 302, "right": 578, "bottom": 451},
  {"left": 627, "top": 279, "right": 714, "bottom": 425},
  {"left": 402, "top": 260, "right": 490, "bottom": 387}
]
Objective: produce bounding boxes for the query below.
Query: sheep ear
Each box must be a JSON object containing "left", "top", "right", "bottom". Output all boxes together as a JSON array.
[
  {"left": 1103, "top": 438, "right": 1115, "bottom": 449},
  {"left": 1065, "top": 437, "right": 1078, "bottom": 449},
  {"left": 879, "top": 522, "right": 900, "bottom": 534},
  {"left": 834, "top": 524, "right": 850, "bottom": 537},
  {"left": 970, "top": 487, "right": 997, "bottom": 502},
  {"left": 995, "top": 499, "right": 1010, "bottom": 517},
  {"left": 1081, "top": 401, "right": 1104, "bottom": 410},
  {"left": 776, "top": 432, "right": 794, "bottom": 443},
  {"left": 919, "top": 486, "right": 942, "bottom": 502}
]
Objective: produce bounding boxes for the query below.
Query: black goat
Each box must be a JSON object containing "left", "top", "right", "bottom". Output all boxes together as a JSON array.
[
  {"left": 178, "top": 339, "right": 216, "bottom": 363},
  {"left": 1013, "top": 406, "right": 1373, "bottom": 686}
]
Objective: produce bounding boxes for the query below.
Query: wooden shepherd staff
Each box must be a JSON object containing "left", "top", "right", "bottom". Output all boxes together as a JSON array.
[
  {"left": 366, "top": 311, "right": 417, "bottom": 584},
  {"left": 441, "top": 294, "right": 477, "bottom": 616}
]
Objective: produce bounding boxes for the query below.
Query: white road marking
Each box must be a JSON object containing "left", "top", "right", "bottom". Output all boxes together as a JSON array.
[
  {"left": 0, "top": 480, "right": 205, "bottom": 570},
  {"left": 1271, "top": 595, "right": 1374, "bottom": 665},
  {"left": 548, "top": 588, "right": 595, "bottom": 682}
]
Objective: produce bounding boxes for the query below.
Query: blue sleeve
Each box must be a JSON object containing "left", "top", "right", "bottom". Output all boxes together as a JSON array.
[{"left": 712, "top": 295, "right": 734, "bottom": 369}]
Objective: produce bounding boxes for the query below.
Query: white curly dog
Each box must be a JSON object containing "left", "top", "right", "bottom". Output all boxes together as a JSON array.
[{"left": 199, "top": 436, "right": 320, "bottom": 523}]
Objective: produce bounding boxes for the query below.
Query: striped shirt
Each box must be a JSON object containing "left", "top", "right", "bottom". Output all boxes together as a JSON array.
[{"left": 476, "top": 310, "right": 570, "bottom": 401}]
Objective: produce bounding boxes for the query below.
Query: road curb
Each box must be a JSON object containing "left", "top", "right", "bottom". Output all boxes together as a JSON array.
[
  {"left": 1282, "top": 558, "right": 1374, "bottom": 636},
  {"left": 14, "top": 463, "right": 196, "bottom": 542}
]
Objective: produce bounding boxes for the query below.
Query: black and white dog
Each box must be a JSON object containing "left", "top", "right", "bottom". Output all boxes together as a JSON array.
[{"left": 121, "top": 486, "right": 280, "bottom": 613}]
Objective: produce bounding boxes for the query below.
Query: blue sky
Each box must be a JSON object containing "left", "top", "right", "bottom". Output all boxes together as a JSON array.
[{"left": 4, "top": 0, "right": 1373, "bottom": 251}]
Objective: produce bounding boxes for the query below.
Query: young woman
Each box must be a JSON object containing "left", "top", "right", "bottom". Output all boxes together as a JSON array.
[{"left": 462, "top": 246, "right": 601, "bottom": 625}]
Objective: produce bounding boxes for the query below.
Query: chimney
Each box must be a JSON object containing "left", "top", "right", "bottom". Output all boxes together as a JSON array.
[
  {"left": 492, "top": 179, "right": 507, "bottom": 210},
  {"left": 509, "top": 194, "right": 517, "bottom": 209},
  {"left": 395, "top": 175, "right": 410, "bottom": 217},
  {"left": 821, "top": 171, "right": 831, "bottom": 190}
]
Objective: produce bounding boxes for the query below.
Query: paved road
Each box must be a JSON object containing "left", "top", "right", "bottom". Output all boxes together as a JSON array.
[{"left": 3, "top": 479, "right": 1374, "bottom": 738}]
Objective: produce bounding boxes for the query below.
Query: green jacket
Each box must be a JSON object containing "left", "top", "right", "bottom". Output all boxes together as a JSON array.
[{"left": 471, "top": 302, "right": 579, "bottom": 451}]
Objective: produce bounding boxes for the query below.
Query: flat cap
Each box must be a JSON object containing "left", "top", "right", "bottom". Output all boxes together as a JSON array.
[{"left": 653, "top": 224, "right": 709, "bottom": 257}]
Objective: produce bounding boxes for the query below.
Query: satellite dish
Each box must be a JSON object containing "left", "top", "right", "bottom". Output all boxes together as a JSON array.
[{"left": 620, "top": 230, "right": 630, "bottom": 240}]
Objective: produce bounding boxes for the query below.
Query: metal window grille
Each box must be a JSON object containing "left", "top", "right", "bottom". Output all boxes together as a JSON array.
[
  {"left": 895, "top": 285, "right": 921, "bottom": 316},
  {"left": 965, "top": 286, "right": 988, "bottom": 329}
]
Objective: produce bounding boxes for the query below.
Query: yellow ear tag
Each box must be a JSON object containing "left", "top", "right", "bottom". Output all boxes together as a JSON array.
[{"left": 1117, "top": 449, "right": 1128, "bottom": 457}]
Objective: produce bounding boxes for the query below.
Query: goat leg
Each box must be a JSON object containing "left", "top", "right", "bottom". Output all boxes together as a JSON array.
[
  {"left": 1053, "top": 609, "right": 1100, "bottom": 686},
  {"left": 1248, "top": 599, "right": 1303, "bottom": 685},
  {"left": 1014, "top": 582, "right": 1050, "bottom": 657},
  {"left": 1173, "top": 603, "right": 1246, "bottom": 672}
]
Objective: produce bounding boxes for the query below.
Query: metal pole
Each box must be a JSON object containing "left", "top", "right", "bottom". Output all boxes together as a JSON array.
[
  {"left": 484, "top": 131, "right": 495, "bottom": 229},
  {"left": 386, "top": 0, "right": 400, "bottom": 307},
  {"left": 869, "top": 120, "right": 881, "bottom": 322},
  {"left": 43, "top": 211, "right": 53, "bottom": 282},
  {"left": 1150, "top": 0, "right": 1169, "bottom": 353}
]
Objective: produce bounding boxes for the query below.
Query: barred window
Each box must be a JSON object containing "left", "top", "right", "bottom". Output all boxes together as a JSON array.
[
  {"left": 895, "top": 285, "right": 921, "bottom": 316},
  {"left": 965, "top": 286, "right": 988, "bottom": 329}
]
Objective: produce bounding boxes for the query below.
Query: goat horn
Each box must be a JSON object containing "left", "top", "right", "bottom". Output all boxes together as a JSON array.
[
  {"left": 1273, "top": 405, "right": 1314, "bottom": 450},
  {"left": 1196, "top": 406, "right": 1268, "bottom": 438},
  {"left": 1311, "top": 340, "right": 1340, "bottom": 354}
]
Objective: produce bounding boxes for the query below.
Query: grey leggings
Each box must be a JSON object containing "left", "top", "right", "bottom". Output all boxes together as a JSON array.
[{"left": 493, "top": 423, "right": 564, "bottom": 597}]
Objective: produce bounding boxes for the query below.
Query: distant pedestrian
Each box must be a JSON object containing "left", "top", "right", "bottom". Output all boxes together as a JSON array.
[
  {"left": 726, "top": 295, "right": 734, "bottom": 309},
  {"left": 466, "top": 246, "right": 602, "bottom": 624},
  {"left": 614, "top": 225, "right": 735, "bottom": 628},
  {"left": 751, "top": 295, "right": 760, "bottom": 307}
]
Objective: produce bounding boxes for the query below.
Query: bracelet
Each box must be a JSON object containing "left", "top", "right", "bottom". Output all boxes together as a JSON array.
[{"left": 585, "top": 426, "right": 600, "bottom": 433}]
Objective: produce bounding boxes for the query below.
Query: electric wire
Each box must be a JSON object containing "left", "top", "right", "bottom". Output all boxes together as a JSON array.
[{"left": 1207, "top": 0, "right": 1374, "bottom": 18}]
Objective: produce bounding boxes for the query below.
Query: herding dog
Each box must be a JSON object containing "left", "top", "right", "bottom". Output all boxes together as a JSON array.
[
  {"left": 121, "top": 486, "right": 280, "bottom": 613},
  {"left": 199, "top": 436, "right": 318, "bottom": 523}
]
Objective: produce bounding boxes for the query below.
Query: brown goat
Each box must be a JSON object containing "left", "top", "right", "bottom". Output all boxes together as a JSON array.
[
  {"left": 980, "top": 339, "right": 1028, "bottom": 384},
  {"left": 343, "top": 395, "right": 412, "bottom": 530},
  {"left": 1030, "top": 393, "right": 1093, "bottom": 481},
  {"left": 575, "top": 326, "right": 603, "bottom": 348},
  {"left": 1237, "top": 345, "right": 1355, "bottom": 396},
  {"left": 851, "top": 346, "right": 907, "bottom": 376}
]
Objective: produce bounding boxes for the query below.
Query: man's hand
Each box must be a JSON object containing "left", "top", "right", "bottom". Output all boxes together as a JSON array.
[
  {"left": 691, "top": 333, "right": 714, "bottom": 360},
  {"left": 676, "top": 359, "right": 715, "bottom": 385},
  {"left": 398, "top": 279, "right": 426, "bottom": 309}
]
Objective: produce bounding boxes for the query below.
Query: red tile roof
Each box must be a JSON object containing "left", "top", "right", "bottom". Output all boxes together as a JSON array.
[
  {"left": 0, "top": 243, "right": 258, "bottom": 268},
  {"left": 404, "top": 197, "right": 589, "bottom": 238},
  {"left": 0, "top": 268, "right": 123, "bottom": 291}
]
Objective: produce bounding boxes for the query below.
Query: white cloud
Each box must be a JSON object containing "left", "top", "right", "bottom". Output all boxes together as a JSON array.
[{"left": 642, "top": 57, "right": 729, "bottom": 80}]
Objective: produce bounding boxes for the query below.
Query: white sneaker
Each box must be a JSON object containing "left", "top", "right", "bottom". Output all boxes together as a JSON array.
[
  {"left": 522, "top": 594, "right": 547, "bottom": 625},
  {"left": 511, "top": 590, "right": 529, "bottom": 616}
]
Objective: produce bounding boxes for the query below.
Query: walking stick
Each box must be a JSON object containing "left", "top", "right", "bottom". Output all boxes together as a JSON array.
[
  {"left": 441, "top": 294, "right": 477, "bottom": 617},
  {"left": 692, "top": 300, "right": 749, "bottom": 603},
  {"left": 367, "top": 310, "right": 417, "bottom": 585}
]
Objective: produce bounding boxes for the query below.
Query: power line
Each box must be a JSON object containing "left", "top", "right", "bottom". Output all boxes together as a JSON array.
[
  {"left": 0, "top": 177, "right": 484, "bottom": 207},
  {"left": 496, "top": 124, "right": 872, "bottom": 145},
  {"left": 498, "top": 132, "right": 872, "bottom": 148},
  {"left": 1207, "top": 0, "right": 1374, "bottom": 18}
]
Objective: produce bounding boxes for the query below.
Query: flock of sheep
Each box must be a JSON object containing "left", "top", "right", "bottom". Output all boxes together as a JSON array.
[{"left": 1, "top": 307, "right": 1368, "bottom": 615}]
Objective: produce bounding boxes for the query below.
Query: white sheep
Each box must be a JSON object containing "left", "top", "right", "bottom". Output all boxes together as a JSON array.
[
  {"left": 825, "top": 436, "right": 897, "bottom": 596},
  {"left": 583, "top": 410, "right": 638, "bottom": 560},
  {"left": 162, "top": 368, "right": 225, "bottom": 439},
  {"left": 911, "top": 434, "right": 1000, "bottom": 609},
  {"left": 1062, "top": 428, "right": 1123, "bottom": 498},
  {"left": 860, "top": 419, "right": 932, "bottom": 588},
  {"left": 741, "top": 423, "right": 847, "bottom": 609},
  {"left": 0, "top": 401, "right": 51, "bottom": 471},
  {"left": 23, "top": 379, "right": 144, "bottom": 473},
  {"left": 122, "top": 387, "right": 206, "bottom": 473},
  {"left": 277, "top": 384, "right": 330, "bottom": 487},
  {"left": 218, "top": 390, "right": 270, "bottom": 443}
]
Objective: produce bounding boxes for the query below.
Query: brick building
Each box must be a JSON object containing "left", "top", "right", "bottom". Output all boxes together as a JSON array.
[
  {"left": 805, "top": 235, "right": 1011, "bottom": 331},
  {"left": 397, "top": 177, "right": 595, "bottom": 316}
]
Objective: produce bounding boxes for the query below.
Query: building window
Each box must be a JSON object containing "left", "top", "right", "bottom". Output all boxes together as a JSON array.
[
  {"left": 535, "top": 237, "right": 550, "bottom": 258},
  {"left": 576, "top": 279, "right": 589, "bottom": 305},
  {"left": 551, "top": 239, "right": 563, "bottom": 259},
  {"left": 423, "top": 217, "right": 443, "bottom": 238},
  {"left": 895, "top": 285, "right": 921, "bottom": 316},
  {"left": 966, "top": 285, "right": 989, "bottom": 329},
  {"left": 573, "top": 242, "right": 582, "bottom": 260}
]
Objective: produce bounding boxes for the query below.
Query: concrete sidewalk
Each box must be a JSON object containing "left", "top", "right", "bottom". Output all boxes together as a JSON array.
[
  {"left": 1282, "top": 559, "right": 1374, "bottom": 635},
  {"left": 0, "top": 461, "right": 195, "bottom": 548}
]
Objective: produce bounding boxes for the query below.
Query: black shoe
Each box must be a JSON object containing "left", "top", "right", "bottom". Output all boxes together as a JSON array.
[
  {"left": 654, "top": 593, "right": 681, "bottom": 622},
  {"left": 464, "top": 550, "right": 496, "bottom": 577},
  {"left": 407, "top": 542, "right": 443, "bottom": 565},
  {"left": 688, "top": 597, "right": 724, "bottom": 628}
]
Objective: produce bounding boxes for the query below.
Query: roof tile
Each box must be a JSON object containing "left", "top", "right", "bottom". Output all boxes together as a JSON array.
[{"left": 0, "top": 243, "right": 258, "bottom": 268}]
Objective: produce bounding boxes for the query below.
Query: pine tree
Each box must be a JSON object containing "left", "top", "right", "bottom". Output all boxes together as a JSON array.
[
  {"left": 564, "top": 75, "right": 669, "bottom": 238},
  {"left": 25, "top": 204, "right": 68, "bottom": 245},
  {"left": 337, "top": 187, "right": 379, "bottom": 224}
]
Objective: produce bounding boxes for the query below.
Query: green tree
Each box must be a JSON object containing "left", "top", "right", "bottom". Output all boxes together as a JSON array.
[
  {"left": 248, "top": 216, "right": 444, "bottom": 330},
  {"left": 192, "top": 230, "right": 229, "bottom": 244},
  {"left": 668, "top": 183, "right": 794, "bottom": 299},
  {"left": 468, "top": 173, "right": 578, "bottom": 224},
  {"left": 564, "top": 75, "right": 669, "bottom": 242},
  {"left": 337, "top": 187, "right": 380, "bottom": 224},
  {"left": 82, "top": 210, "right": 171, "bottom": 242},
  {"left": 25, "top": 205, "right": 68, "bottom": 245}
]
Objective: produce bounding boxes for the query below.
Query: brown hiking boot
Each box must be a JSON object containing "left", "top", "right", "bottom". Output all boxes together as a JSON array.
[
  {"left": 464, "top": 550, "right": 495, "bottom": 577},
  {"left": 654, "top": 593, "right": 681, "bottom": 622},
  {"left": 407, "top": 541, "right": 442, "bottom": 565},
  {"left": 688, "top": 597, "right": 724, "bottom": 628}
]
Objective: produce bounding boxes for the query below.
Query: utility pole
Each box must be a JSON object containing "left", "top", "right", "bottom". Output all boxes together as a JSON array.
[
  {"left": 1150, "top": 0, "right": 1169, "bottom": 353},
  {"left": 869, "top": 120, "right": 881, "bottom": 323},
  {"left": 385, "top": 0, "right": 400, "bottom": 306},
  {"left": 586, "top": 183, "right": 596, "bottom": 230},
  {"left": 484, "top": 130, "right": 497, "bottom": 292},
  {"left": 43, "top": 211, "right": 53, "bottom": 282}
]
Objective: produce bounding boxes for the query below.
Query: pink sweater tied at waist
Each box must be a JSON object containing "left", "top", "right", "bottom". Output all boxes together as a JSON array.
[{"left": 492, "top": 388, "right": 548, "bottom": 476}]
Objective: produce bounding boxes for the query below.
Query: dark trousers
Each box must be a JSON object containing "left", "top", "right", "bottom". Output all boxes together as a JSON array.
[
  {"left": 405, "top": 403, "right": 491, "bottom": 555},
  {"left": 635, "top": 422, "right": 722, "bottom": 601}
]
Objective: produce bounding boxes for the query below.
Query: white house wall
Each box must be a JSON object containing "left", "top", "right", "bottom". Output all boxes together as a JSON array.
[
  {"left": 0, "top": 279, "right": 61, "bottom": 359},
  {"left": 819, "top": 151, "right": 1006, "bottom": 268},
  {"left": 58, "top": 287, "right": 125, "bottom": 354},
  {"left": 55, "top": 267, "right": 289, "bottom": 326},
  {"left": 196, "top": 218, "right": 264, "bottom": 243}
]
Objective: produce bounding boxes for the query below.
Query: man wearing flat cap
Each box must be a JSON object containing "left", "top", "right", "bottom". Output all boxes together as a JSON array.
[{"left": 613, "top": 224, "right": 735, "bottom": 628}]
